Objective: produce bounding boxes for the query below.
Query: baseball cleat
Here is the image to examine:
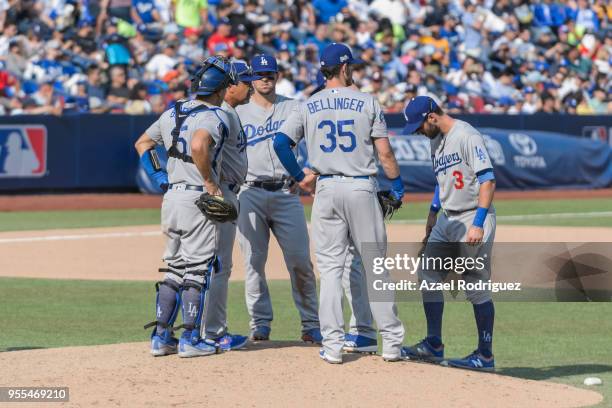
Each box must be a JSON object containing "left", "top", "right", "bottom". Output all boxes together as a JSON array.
[
  {"left": 441, "top": 350, "right": 495, "bottom": 372},
  {"left": 215, "top": 333, "right": 248, "bottom": 351},
  {"left": 178, "top": 331, "right": 219, "bottom": 358},
  {"left": 403, "top": 338, "right": 445, "bottom": 363},
  {"left": 382, "top": 348, "right": 409, "bottom": 362},
  {"left": 150, "top": 329, "right": 178, "bottom": 357},
  {"left": 319, "top": 349, "right": 343, "bottom": 364},
  {"left": 249, "top": 326, "right": 271, "bottom": 341},
  {"left": 343, "top": 333, "right": 378, "bottom": 354},
  {"left": 301, "top": 328, "right": 323, "bottom": 345}
]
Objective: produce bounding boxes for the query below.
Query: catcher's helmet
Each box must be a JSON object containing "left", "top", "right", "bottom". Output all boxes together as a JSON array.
[{"left": 191, "top": 56, "right": 237, "bottom": 96}]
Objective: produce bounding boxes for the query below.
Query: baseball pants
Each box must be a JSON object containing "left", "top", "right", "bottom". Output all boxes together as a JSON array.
[
  {"left": 237, "top": 185, "right": 320, "bottom": 333},
  {"left": 312, "top": 176, "right": 405, "bottom": 360},
  {"left": 202, "top": 182, "right": 239, "bottom": 339},
  {"left": 419, "top": 208, "right": 497, "bottom": 305}
]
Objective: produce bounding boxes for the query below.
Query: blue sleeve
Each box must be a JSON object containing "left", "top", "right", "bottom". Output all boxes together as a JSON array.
[
  {"left": 140, "top": 149, "right": 168, "bottom": 191},
  {"left": 430, "top": 184, "right": 441, "bottom": 213},
  {"left": 273, "top": 132, "right": 305, "bottom": 182},
  {"left": 476, "top": 168, "right": 495, "bottom": 184}
]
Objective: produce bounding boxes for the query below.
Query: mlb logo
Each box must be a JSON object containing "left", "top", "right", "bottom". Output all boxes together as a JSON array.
[{"left": 0, "top": 125, "right": 47, "bottom": 178}]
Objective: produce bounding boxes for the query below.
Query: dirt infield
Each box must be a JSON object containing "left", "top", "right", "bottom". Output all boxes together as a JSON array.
[
  {"left": 2, "top": 188, "right": 612, "bottom": 211},
  {"left": 1, "top": 224, "right": 611, "bottom": 282},
  {"left": 0, "top": 342, "right": 602, "bottom": 408}
]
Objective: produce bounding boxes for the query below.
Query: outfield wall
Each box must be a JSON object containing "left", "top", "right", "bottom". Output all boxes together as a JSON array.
[{"left": 0, "top": 114, "right": 611, "bottom": 193}]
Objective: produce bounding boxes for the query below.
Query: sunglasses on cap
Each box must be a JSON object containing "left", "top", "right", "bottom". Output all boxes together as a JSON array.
[{"left": 257, "top": 71, "right": 277, "bottom": 80}]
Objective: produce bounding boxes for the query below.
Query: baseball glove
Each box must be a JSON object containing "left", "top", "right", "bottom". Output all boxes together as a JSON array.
[
  {"left": 377, "top": 190, "right": 402, "bottom": 219},
  {"left": 195, "top": 193, "right": 238, "bottom": 223}
]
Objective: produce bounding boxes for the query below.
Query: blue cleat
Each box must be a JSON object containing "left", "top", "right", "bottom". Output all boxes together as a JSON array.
[
  {"left": 178, "top": 330, "right": 219, "bottom": 358},
  {"left": 403, "top": 338, "right": 445, "bottom": 363},
  {"left": 442, "top": 350, "right": 495, "bottom": 372},
  {"left": 215, "top": 333, "right": 248, "bottom": 351},
  {"left": 343, "top": 333, "right": 378, "bottom": 354},
  {"left": 301, "top": 328, "right": 323, "bottom": 345},
  {"left": 319, "top": 348, "right": 342, "bottom": 364},
  {"left": 250, "top": 326, "right": 271, "bottom": 341},
  {"left": 150, "top": 329, "right": 178, "bottom": 357}
]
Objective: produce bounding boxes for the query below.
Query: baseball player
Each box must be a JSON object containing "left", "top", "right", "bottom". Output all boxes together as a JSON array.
[
  {"left": 273, "top": 43, "right": 407, "bottom": 364},
  {"left": 311, "top": 70, "right": 378, "bottom": 354},
  {"left": 200, "top": 61, "right": 259, "bottom": 351},
  {"left": 136, "top": 56, "right": 236, "bottom": 358},
  {"left": 235, "top": 54, "right": 321, "bottom": 343},
  {"left": 402, "top": 95, "right": 497, "bottom": 371}
]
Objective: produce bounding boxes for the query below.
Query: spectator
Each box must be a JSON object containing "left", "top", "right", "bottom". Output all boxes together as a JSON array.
[
  {"left": 178, "top": 28, "right": 204, "bottom": 61},
  {"left": 5, "top": 41, "right": 27, "bottom": 77},
  {"left": 125, "top": 82, "right": 152, "bottom": 114},
  {"left": 174, "top": 0, "right": 208, "bottom": 30},
  {"left": 145, "top": 41, "right": 178, "bottom": 79},
  {"left": 106, "top": 65, "right": 129, "bottom": 106},
  {"left": 27, "top": 81, "right": 64, "bottom": 115},
  {"left": 207, "top": 18, "right": 235, "bottom": 56},
  {"left": 132, "top": 0, "right": 160, "bottom": 26},
  {"left": 312, "top": 0, "right": 348, "bottom": 24}
]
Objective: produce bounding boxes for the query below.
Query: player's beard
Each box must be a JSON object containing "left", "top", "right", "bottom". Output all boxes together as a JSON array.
[
  {"left": 344, "top": 66, "right": 354, "bottom": 87},
  {"left": 423, "top": 125, "right": 441, "bottom": 139}
]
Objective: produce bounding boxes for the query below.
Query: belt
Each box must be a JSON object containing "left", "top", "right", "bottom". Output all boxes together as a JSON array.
[
  {"left": 318, "top": 175, "right": 370, "bottom": 180},
  {"left": 442, "top": 207, "right": 476, "bottom": 217},
  {"left": 245, "top": 180, "right": 291, "bottom": 192},
  {"left": 168, "top": 183, "right": 204, "bottom": 192}
]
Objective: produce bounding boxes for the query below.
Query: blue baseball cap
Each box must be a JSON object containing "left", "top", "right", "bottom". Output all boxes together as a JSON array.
[
  {"left": 232, "top": 61, "right": 260, "bottom": 82},
  {"left": 403, "top": 96, "right": 439, "bottom": 135},
  {"left": 251, "top": 54, "right": 278, "bottom": 73},
  {"left": 320, "top": 43, "right": 363, "bottom": 67}
]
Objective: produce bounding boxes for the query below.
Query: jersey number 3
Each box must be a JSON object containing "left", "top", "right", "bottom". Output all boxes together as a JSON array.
[
  {"left": 319, "top": 120, "right": 356, "bottom": 153},
  {"left": 453, "top": 170, "right": 464, "bottom": 189}
]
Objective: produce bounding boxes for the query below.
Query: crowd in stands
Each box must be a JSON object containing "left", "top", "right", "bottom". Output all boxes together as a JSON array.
[{"left": 0, "top": 0, "right": 610, "bottom": 116}]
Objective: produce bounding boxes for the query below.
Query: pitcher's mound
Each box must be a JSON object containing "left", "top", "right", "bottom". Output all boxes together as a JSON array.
[{"left": 0, "top": 342, "right": 602, "bottom": 407}]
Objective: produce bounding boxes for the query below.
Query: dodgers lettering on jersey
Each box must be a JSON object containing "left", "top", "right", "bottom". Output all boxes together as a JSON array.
[
  {"left": 236, "top": 95, "right": 297, "bottom": 181},
  {"left": 279, "top": 87, "right": 387, "bottom": 176},
  {"left": 145, "top": 99, "right": 229, "bottom": 187},
  {"left": 220, "top": 101, "right": 248, "bottom": 185},
  {"left": 430, "top": 120, "right": 493, "bottom": 212}
]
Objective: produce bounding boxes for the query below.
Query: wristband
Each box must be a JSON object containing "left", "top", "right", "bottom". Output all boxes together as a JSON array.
[
  {"left": 430, "top": 185, "right": 440, "bottom": 213},
  {"left": 294, "top": 171, "right": 305, "bottom": 182},
  {"left": 472, "top": 206, "right": 488, "bottom": 228},
  {"left": 390, "top": 176, "right": 404, "bottom": 199}
]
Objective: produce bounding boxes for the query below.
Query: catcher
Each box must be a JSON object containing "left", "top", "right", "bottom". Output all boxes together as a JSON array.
[{"left": 136, "top": 56, "right": 238, "bottom": 358}]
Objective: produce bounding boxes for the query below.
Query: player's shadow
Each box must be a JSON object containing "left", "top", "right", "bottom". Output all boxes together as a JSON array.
[
  {"left": 0, "top": 346, "right": 47, "bottom": 353},
  {"left": 497, "top": 364, "right": 612, "bottom": 381},
  {"left": 236, "top": 340, "right": 371, "bottom": 364}
]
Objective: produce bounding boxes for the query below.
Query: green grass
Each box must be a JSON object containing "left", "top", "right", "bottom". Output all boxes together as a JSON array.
[
  {"left": 0, "top": 209, "right": 161, "bottom": 232},
  {"left": 1, "top": 198, "right": 611, "bottom": 232},
  {"left": 1, "top": 277, "right": 610, "bottom": 405}
]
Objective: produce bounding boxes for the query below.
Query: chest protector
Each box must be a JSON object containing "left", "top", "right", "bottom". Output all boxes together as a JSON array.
[{"left": 167, "top": 100, "right": 210, "bottom": 164}]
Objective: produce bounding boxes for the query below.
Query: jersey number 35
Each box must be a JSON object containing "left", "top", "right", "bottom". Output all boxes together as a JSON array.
[{"left": 318, "top": 120, "right": 356, "bottom": 153}]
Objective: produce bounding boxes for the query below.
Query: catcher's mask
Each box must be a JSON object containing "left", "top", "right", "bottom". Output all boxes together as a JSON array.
[{"left": 190, "top": 55, "right": 238, "bottom": 96}]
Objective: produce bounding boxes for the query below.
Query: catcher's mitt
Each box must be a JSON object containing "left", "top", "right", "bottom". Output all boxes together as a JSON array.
[
  {"left": 377, "top": 190, "right": 402, "bottom": 219},
  {"left": 195, "top": 193, "right": 238, "bottom": 223}
]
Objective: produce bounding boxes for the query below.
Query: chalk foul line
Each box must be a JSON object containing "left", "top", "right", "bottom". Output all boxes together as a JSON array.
[{"left": 0, "top": 230, "right": 161, "bottom": 244}]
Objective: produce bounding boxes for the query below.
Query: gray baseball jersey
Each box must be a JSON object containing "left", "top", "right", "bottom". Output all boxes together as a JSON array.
[
  {"left": 235, "top": 95, "right": 298, "bottom": 181},
  {"left": 220, "top": 101, "right": 248, "bottom": 185},
  {"left": 145, "top": 99, "right": 230, "bottom": 186},
  {"left": 279, "top": 87, "right": 387, "bottom": 176},
  {"left": 279, "top": 85, "right": 405, "bottom": 360},
  {"left": 430, "top": 120, "right": 493, "bottom": 212}
]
